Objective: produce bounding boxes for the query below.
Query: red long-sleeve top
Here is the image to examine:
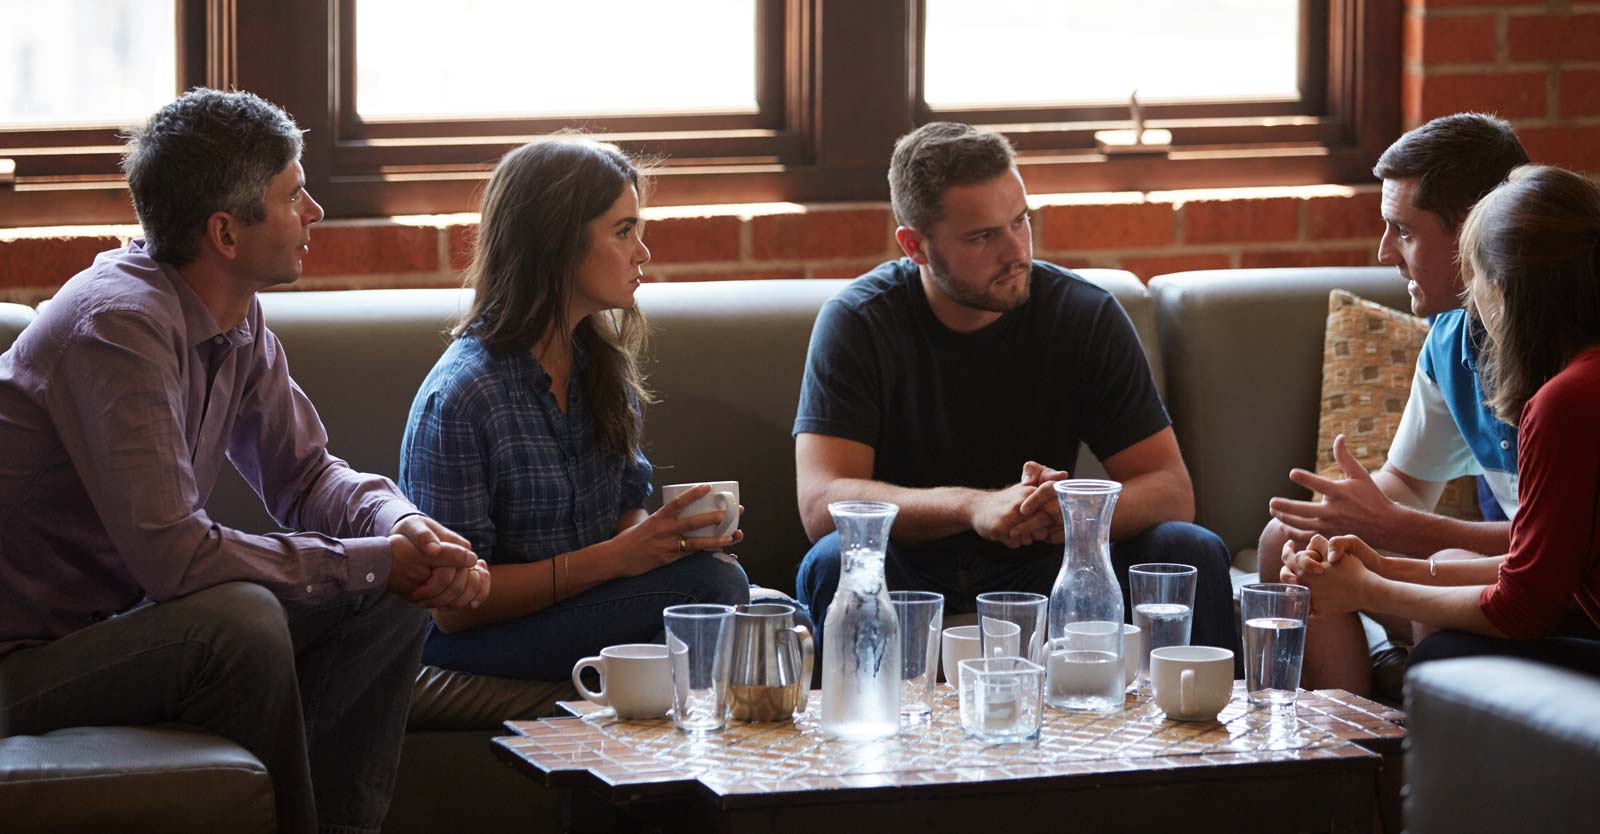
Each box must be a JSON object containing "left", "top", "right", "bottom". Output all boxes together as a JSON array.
[{"left": 1480, "top": 348, "right": 1600, "bottom": 639}]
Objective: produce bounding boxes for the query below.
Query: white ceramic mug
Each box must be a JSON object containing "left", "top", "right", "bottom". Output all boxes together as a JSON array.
[
  {"left": 940, "top": 625, "right": 975, "bottom": 688},
  {"left": 570, "top": 644, "right": 674, "bottom": 719},
  {"left": 661, "top": 481, "right": 740, "bottom": 539},
  {"left": 1150, "top": 645, "right": 1234, "bottom": 722}
]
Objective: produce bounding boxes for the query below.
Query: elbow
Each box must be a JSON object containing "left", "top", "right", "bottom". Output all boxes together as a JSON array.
[
  {"left": 800, "top": 503, "right": 834, "bottom": 543},
  {"left": 1163, "top": 476, "right": 1196, "bottom": 524},
  {"left": 797, "top": 487, "right": 835, "bottom": 544}
]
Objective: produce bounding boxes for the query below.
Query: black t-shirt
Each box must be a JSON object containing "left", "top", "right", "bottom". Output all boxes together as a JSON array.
[{"left": 794, "top": 258, "right": 1169, "bottom": 564}]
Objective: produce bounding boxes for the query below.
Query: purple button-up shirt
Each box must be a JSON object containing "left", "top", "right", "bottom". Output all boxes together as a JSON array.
[{"left": 0, "top": 241, "right": 416, "bottom": 654}]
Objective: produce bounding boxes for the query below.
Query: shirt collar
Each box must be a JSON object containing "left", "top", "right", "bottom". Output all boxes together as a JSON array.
[{"left": 136, "top": 239, "right": 255, "bottom": 351}]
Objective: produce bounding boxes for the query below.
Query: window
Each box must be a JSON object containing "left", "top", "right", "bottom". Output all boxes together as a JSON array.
[
  {"left": 0, "top": 0, "right": 176, "bottom": 127},
  {"left": 923, "top": 1, "right": 1299, "bottom": 108},
  {"left": 0, "top": 0, "right": 1399, "bottom": 225},
  {"left": 355, "top": 1, "right": 758, "bottom": 119}
]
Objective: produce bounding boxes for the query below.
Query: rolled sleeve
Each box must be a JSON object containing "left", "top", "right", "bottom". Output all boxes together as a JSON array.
[{"left": 399, "top": 388, "right": 497, "bottom": 561}]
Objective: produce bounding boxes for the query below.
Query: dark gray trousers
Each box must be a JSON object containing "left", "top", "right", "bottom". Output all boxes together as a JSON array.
[{"left": 0, "top": 581, "right": 425, "bottom": 834}]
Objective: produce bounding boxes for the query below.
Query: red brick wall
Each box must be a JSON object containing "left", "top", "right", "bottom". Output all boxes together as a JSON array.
[
  {"left": 3, "top": 1, "right": 1596, "bottom": 306},
  {"left": 1406, "top": 0, "right": 1600, "bottom": 170}
]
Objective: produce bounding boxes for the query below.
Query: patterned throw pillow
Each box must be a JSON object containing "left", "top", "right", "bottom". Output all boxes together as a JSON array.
[{"left": 1316, "top": 290, "right": 1481, "bottom": 520}]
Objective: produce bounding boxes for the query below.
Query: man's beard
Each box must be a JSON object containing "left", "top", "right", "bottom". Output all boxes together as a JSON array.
[{"left": 927, "top": 246, "right": 1030, "bottom": 314}]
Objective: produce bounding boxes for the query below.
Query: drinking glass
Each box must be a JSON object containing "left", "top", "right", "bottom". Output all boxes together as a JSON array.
[
  {"left": 958, "top": 657, "right": 1045, "bottom": 743},
  {"left": 889, "top": 591, "right": 944, "bottom": 724},
  {"left": 976, "top": 591, "right": 1047, "bottom": 663},
  {"left": 1129, "top": 563, "right": 1197, "bottom": 683},
  {"left": 664, "top": 604, "right": 735, "bottom": 734},
  {"left": 1240, "top": 584, "right": 1310, "bottom": 710}
]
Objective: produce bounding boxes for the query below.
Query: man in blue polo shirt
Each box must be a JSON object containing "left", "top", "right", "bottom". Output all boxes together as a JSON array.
[{"left": 1258, "top": 113, "right": 1529, "bottom": 694}]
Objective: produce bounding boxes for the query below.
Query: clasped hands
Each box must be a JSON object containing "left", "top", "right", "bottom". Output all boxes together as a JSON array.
[
  {"left": 387, "top": 514, "right": 491, "bottom": 610},
  {"left": 1277, "top": 533, "right": 1385, "bottom": 616},
  {"left": 972, "top": 461, "right": 1071, "bottom": 548}
]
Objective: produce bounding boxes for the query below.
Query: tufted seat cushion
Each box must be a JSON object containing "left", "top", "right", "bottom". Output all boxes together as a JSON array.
[{"left": 0, "top": 725, "right": 273, "bottom": 834}]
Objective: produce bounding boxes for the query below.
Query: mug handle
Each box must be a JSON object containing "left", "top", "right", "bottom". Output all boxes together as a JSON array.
[
  {"left": 712, "top": 491, "right": 739, "bottom": 537},
  {"left": 571, "top": 656, "right": 609, "bottom": 706},
  {"left": 1180, "top": 668, "right": 1196, "bottom": 715},
  {"left": 788, "top": 624, "right": 815, "bottom": 716}
]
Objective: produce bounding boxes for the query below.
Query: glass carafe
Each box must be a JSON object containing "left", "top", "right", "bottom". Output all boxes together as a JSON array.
[
  {"left": 820, "top": 501, "right": 901, "bottom": 739},
  {"left": 1045, "top": 480, "right": 1125, "bottom": 711}
]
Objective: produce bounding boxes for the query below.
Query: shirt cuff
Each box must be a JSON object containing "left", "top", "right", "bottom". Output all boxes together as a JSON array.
[{"left": 344, "top": 536, "right": 393, "bottom": 592}]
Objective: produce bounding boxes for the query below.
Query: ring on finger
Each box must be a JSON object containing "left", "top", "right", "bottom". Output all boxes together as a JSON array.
[{"left": 677, "top": 536, "right": 688, "bottom": 554}]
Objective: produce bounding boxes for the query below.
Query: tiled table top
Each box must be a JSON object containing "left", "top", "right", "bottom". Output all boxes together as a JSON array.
[{"left": 494, "top": 684, "right": 1405, "bottom": 802}]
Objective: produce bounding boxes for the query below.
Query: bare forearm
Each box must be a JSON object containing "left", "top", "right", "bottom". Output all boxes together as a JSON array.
[
  {"left": 1375, "top": 508, "right": 1510, "bottom": 559},
  {"left": 1107, "top": 470, "right": 1194, "bottom": 542},
  {"left": 1368, "top": 469, "right": 1511, "bottom": 556},
  {"left": 801, "top": 477, "right": 979, "bottom": 544},
  {"left": 1379, "top": 552, "right": 1506, "bottom": 586},
  {"left": 1362, "top": 577, "right": 1503, "bottom": 637},
  {"left": 431, "top": 539, "right": 619, "bottom": 632}
]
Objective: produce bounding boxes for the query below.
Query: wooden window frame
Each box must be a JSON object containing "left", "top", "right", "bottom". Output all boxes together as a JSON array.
[{"left": 0, "top": 0, "right": 1398, "bottom": 227}]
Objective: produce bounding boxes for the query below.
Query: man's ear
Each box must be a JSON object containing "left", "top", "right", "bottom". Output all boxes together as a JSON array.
[
  {"left": 894, "top": 226, "right": 929, "bottom": 265},
  {"left": 206, "top": 211, "right": 240, "bottom": 261}
]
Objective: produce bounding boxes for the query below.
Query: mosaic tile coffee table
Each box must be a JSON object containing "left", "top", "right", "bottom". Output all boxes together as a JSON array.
[{"left": 494, "top": 684, "right": 1406, "bottom": 834}]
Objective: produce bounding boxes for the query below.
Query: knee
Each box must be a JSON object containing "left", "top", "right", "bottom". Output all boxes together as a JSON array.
[
  {"left": 1136, "top": 521, "right": 1231, "bottom": 572},
  {"left": 184, "top": 582, "right": 294, "bottom": 669},
  {"left": 681, "top": 552, "right": 751, "bottom": 607},
  {"left": 1407, "top": 629, "right": 1482, "bottom": 670},
  {"left": 797, "top": 533, "right": 842, "bottom": 589},
  {"left": 1258, "top": 518, "right": 1292, "bottom": 577}
]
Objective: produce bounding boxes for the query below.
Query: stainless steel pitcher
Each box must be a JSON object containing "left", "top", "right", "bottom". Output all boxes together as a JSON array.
[{"left": 726, "top": 602, "right": 814, "bottom": 722}]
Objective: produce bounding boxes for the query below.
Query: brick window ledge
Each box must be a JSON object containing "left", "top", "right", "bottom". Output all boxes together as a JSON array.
[{"left": 0, "top": 183, "right": 1385, "bottom": 306}]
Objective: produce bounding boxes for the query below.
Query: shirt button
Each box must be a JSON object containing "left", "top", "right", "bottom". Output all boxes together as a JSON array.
[
  {"left": 305, "top": 584, "right": 314, "bottom": 593},
  {"left": 1500, "top": 440, "right": 1510, "bottom": 450},
  {"left": 214, "top": 335, "right": 225, "bottom": 345},
  {"left": 366, "top": 572, "right": 376, "bottom": 583}
]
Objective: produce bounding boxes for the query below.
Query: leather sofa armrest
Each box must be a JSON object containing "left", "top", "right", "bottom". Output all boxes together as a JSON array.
[{"left": 1405, "top": 656, "right": 1600, "bottom": 834}]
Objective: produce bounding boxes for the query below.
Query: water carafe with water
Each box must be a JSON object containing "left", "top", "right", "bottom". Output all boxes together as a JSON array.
[
  {"left": 820, "top": 501, "right": 901, "bottom": 738},
  {"left": 1045, "top": 480, "right": 1125, "bottom": 711}
]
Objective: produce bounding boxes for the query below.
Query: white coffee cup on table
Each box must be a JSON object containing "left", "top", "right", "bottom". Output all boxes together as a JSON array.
[
  {"left": 1151, "top": 645, "right": 1234, "bottom": 722},
  {"left": 570, "top": 644, "right": 674, "bottom": 719},
  {"left": 941, "top": 625, "right": 981, "bottom": 688}
]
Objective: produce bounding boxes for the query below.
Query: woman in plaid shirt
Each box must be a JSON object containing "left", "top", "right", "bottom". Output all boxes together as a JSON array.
[{"left": 399, "top": 138, "right": 750, "bottom": 681}]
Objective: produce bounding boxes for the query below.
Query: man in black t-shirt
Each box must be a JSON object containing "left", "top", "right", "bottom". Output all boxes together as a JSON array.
[{"left": 793, "top": 122, "right": 1237, "bottom": 657}]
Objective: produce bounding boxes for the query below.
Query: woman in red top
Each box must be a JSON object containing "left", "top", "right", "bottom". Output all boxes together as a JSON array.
[{"left": 1286, "top": 164, "right": 1600, "bottom": 674}]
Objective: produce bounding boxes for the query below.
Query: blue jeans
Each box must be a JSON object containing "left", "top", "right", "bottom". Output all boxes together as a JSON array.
[
  {"left": 797, "top": 520, "right": 1240, "bottom": 656},
  {"left": 0, "top": 581, "right": 425, "bottom": 834},
  {"left": 423, "top": 551, "right": 755, "bottom": 681}
]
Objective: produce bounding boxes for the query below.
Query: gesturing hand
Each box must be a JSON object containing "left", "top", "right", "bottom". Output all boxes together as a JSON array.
[
  {"left": 387, "top": 515, "right": 489, "bottom": 609},
  {"left": 610, "top": 484, "right": 744, "bottom": 577},
  {"left": 1268, "top": 434, "right": 1400, "bottom": 546}
]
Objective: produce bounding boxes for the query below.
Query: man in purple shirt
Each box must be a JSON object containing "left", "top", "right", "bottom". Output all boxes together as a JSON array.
[{"left": 0, "top": 89, "right": 489, "bottom": 834}]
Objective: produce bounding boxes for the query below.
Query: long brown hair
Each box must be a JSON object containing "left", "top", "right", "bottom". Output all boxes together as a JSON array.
[
  {"left": 1460, "top": 165, "right": 1600, "bottom": 423},
  {"left": 455, "top": 137, "right": 655, "bottom": 457}
]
